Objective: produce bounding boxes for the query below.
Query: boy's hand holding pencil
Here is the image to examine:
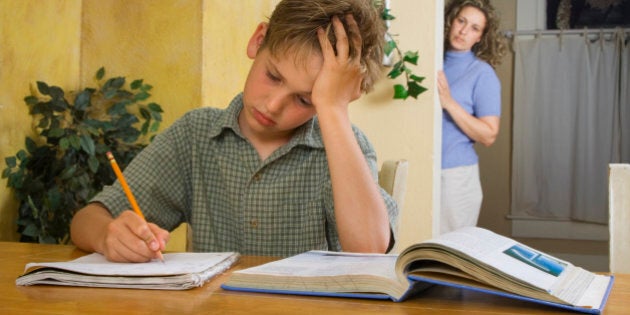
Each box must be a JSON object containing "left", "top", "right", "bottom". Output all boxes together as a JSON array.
[{"left": 106, "top": 152, "right": 167, "bottom": 263}]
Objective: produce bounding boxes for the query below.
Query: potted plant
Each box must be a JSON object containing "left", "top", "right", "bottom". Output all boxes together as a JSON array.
[{"left": 2, "top": 67, "right": 163, "bottom": 244}]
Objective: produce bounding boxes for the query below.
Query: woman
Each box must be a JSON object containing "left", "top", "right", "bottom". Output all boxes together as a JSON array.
[{"left": 438, "top": 0, "right": 506, "bottom": 234}]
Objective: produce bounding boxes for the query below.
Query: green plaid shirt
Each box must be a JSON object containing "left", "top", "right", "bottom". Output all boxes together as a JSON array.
[{"left": 92, "top": 93, "right": 398, "bottom": 256}]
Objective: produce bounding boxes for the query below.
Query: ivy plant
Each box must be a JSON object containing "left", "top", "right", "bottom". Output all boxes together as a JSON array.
[
  {"left": 2, "top": 67, "right": 163, "bottom": 244},
  {"left": 382, "top": 6, "right": 428, "bottom": 100}
]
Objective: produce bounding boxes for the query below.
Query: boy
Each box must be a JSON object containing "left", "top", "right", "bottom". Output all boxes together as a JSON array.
[{"left": 70, "top": 0, "right": 398, "bottom": 262}]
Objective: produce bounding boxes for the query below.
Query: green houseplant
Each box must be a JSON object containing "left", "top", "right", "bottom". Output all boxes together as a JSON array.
[
  {"left": 2, "top": 67, "right": 163, "bottom": 244},
  {"left": 381, "top": 4, "right": 428, "bottom": 100}
]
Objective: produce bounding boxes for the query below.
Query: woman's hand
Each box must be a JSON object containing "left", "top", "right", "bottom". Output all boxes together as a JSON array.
[
  {"left": 437, "top": 70, "right": 455, "bottom": 110},
  {"left": 437, "top": 70, "right": 500, "bottom": 146}
]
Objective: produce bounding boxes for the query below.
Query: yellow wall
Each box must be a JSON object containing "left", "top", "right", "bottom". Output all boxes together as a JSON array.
[
  {"left": 202, "top": 0, "right": 278, "bottom": 109},
  {"left": 0, "top": 0, "right": 82, "bottom": 241},
  {"left": 81, "top": 0, "right": 202, "bottom": 126},
  {"left": 352, "top": 0, "right": 440, "bottom": 249},
  {"left": 0, "top": 0, "right": 439, "bottom": 247}
]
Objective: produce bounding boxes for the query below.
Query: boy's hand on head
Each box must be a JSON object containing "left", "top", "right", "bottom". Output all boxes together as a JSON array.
[
  {"left": 312, "top": 14, "right": 364, "bottom": 111},
  {"left": 100, "top": 210, "right": 169, "bottom": 263}
]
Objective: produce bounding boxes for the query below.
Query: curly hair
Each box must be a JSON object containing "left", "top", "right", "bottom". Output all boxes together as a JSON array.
[
  {"left": 444, "top": 0, "right": 507, "bottom": 67},
  {"left": 260, "top": 0, "right": 386, "bottom": 93}
]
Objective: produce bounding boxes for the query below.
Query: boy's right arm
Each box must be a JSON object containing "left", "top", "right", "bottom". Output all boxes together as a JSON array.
[{"left": 70, "top": 203, "right": 169, "bottom": 262}]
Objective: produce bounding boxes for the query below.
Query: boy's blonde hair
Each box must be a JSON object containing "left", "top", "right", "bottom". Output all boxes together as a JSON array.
[{"left": 261, "top": 0, "right": 386, "bottom": 93}]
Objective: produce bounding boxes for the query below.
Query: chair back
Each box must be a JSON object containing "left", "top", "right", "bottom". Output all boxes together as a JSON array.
[
  {"left": 379, "top": 159, "right": 409, "bottom": 238},
  {"left": 609, "top": 163, "right": 630, "bottom": 273}
]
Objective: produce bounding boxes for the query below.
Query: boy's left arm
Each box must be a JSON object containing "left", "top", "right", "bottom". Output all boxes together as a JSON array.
[{"left": 313, "top": 14, "right": 391, "bottom": 253}]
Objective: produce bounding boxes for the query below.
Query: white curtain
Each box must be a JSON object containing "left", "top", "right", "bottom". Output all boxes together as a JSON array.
[
  {"left": 512, "top": 31, "right": 630, "bottom": 224},
  {"left": 621, "top": 33, "right": 630, "bottom": 163}
]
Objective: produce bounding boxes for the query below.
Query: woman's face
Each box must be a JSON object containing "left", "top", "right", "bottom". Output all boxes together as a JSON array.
[{"left": 448, "top": 5, "right": 487, "bottom": 52}]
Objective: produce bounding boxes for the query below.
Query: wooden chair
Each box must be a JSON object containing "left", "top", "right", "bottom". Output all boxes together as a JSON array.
[
  {"left": 165, "top": 220, "right": 192, "bottom": 253},
  {"left": 165, "top": 159, "right": 409, "bottom": 253},
  {"left": 378, "top": 159, "right": 409, "bottom": 238},
  {"left": 609, "top": 163, "right": 630, "bottom": 273}
]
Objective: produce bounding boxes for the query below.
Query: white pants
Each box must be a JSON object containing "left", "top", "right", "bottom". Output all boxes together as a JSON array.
[{"left": 440, "top": 164, "right": 482, "bottom": 234}]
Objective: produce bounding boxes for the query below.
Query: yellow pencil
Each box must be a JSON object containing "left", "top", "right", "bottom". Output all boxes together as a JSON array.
[{"left": 106, "top": 151, "right": 164, "bottom": 262}]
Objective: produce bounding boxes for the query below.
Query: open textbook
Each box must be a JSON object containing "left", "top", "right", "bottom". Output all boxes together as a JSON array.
[
  {"left": 16, "top": 252, "right": 239, "bottom": 290},
  {"left": 222, "top": 227, "right": 613, "bottom": 314}
]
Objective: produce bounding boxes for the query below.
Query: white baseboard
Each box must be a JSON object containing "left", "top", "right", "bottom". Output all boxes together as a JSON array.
[{"left": 509, "top": 216, "right": 609, "bottom": 241}]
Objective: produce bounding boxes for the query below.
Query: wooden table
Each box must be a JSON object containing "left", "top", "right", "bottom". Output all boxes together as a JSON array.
[{"left": 1, "top": 241, "right": 627, "bottom": 314}]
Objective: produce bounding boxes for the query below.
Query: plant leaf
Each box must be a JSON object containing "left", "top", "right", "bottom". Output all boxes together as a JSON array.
[
  {"left": 49, "top": 86, "right": 65, "bottom": 101},
  {"left": 410, "top": 74, "right": 425, "bottom": 83},
  {"left": 8, "top": 171, "right": 24, "bottom": 189},
  {"left": 407, "top": 81, "right": 428, "bottom": 99},
  {"left": 96, "top": 67, "right": 105, "bottom": 80},
  {"left": 141, "top": 121, "right": 149, "bottom": 134},
  {"left": 107, "top": 77, "right": 126, "bottom": 90},
  {"left": 59, "top": 137, "right": 70, "bottom": 150},
  {"left": 47, "top": 187, "right": 62, "bottom": 211},
  {"left": 139, "top": 107, "right": 151, "bottom": 120},
  {"left": 384, "top": 40, "right": 396, "bottom": 57},
  {"left": 60, "top": 164, "right": 77, "bottom": 180},
  {"left": 74, "top": 90, "right": 92, "bottom": 111},
  {"left": 36, "top": 81, "right": 50, "bottom": 95},
  {"left": 21, "top": 223, "right": 40, "bottom": 238},
  {"left": 48, "top": 128, "right": 65, "bottom": 138},
  {"left": 24, "top": 95, "right": 39, "bottom": 106},
  {"left": 80, "top": 134, "right": 96, "bottom": 156},
  {"left": 381, "top": 8, "right": 395, "bottom": 21},
  {"left": 134, "top": 91, "right": 150, "bottom": 101},
  {"left": 151, "top": 111, "right": 162, "bottom": 122},
  {"left": 147, "top": 103, "right": 163, "bottom": 112},
  {"left": 130, "top": 79, "right": 143, "bottom": 90},
  {"left": 150, "top": 121, "right": 161, "bottom": 133},
  {"left": 88, "top": 155, "right": 99, "bottom": 173},
  {"left": 2, "top": 167, "right": 11, "bottom": 179},
  {"left": 5, "top": 156, "right": 16, "bottom": 168},
  {"left": 116, "top": 114, "right": 139, "bottom": 129},
  {"left": 393, "top": 84, "right": 408, "bottom": 99},
  {"left": 108, "top": 101, "right": 128, "bottom": 116},
  {"left": 387, "top": 63, "right": 404, "bottom": 79},
  {"left": 140, "top": 84, "right": 153, "bottom": 92},
  {"left": 16, "top": 149, "right": 28, "bottom": 161},
  {"left": 403, "top": 51, "right": 419, "bottom": 65},
  {"left": 25, "top": 137, "right": 37, "bottom": 153}
]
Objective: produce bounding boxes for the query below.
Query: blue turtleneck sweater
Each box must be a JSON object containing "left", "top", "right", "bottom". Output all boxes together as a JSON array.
[{"left": 442, "top": 50, "right": 501, "bottom": 169}]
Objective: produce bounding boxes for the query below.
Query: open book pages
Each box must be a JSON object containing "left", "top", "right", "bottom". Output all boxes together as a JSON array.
[
  {"left": 222, "top": 227, "right": 612, "bottom": 313},
  {"left": 399, "top": 227, "right": 612, "bottom": 308},
  {"left": 16, "top": 252, "right": 240, "bottom": 290},
  {"left": 224, "top": 251, "right": 412, "bottom": 300}
]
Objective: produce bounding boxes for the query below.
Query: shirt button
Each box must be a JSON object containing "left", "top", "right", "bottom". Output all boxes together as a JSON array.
[
  {"left": 253, "top": 173, "right": 262, "bottom": 181},
  {"left": 250, "top": 219, "right": 258, "bottom": 228}
]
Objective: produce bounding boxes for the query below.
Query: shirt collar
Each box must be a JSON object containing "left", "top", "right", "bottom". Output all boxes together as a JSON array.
[{"left": 445, "top": 50, "right": 475, "bottom": 62}]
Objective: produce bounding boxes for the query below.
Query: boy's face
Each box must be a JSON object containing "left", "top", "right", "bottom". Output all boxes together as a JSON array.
[{"left": 240, "top": 23, "right": 321, "bottom": 143}]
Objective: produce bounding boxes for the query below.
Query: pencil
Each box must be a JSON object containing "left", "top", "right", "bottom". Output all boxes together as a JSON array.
[{"left": 106, "top": 151, "right": 164, "bottom": 262}]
